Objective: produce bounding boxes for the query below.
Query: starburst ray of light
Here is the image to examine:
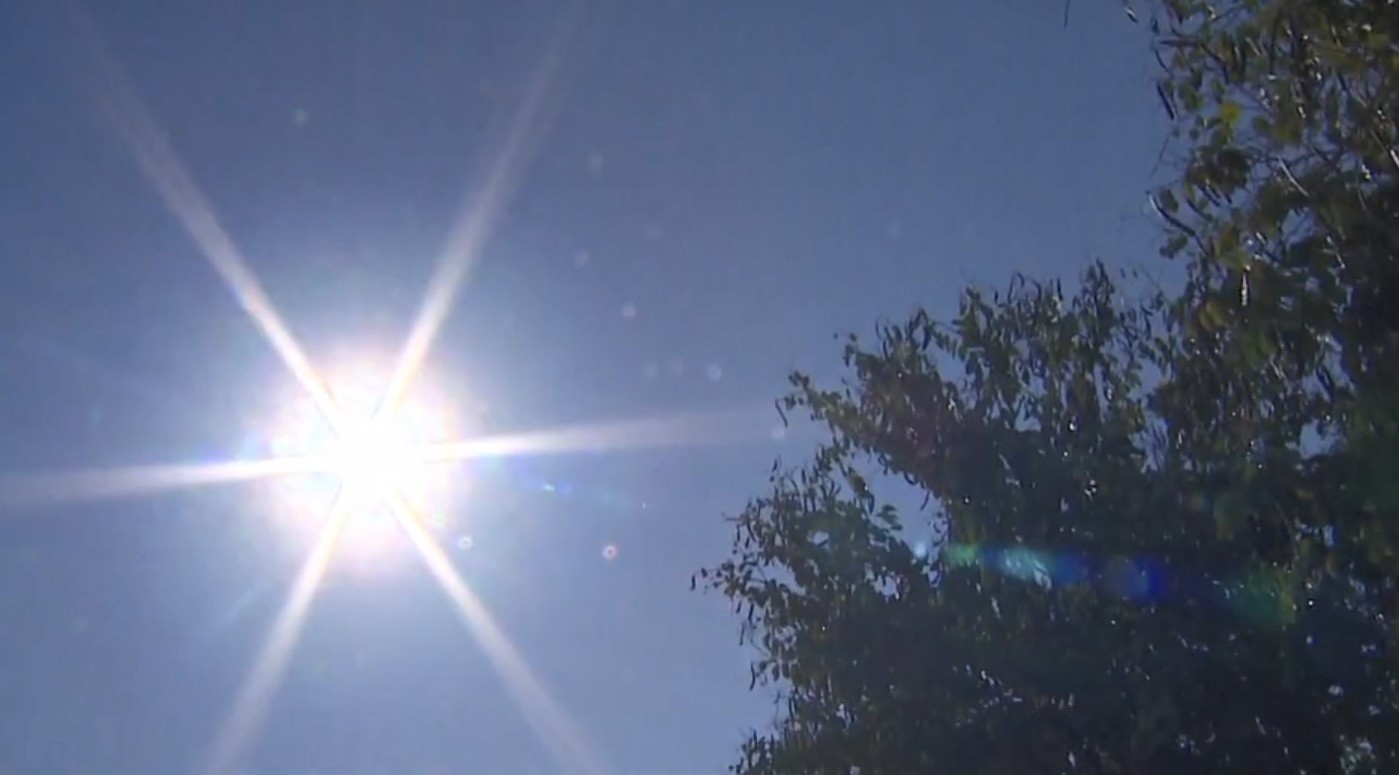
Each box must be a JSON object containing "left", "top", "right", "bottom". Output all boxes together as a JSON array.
[
  {"left": 65, "top": 4, "right": 348, "bottom": 436},
  {"left": 377, "top": 8, "right": 579, "bottom": 420},
  {"left": 0, "top": 456, "right": 328, "bottom": 512},
  {"left": 418, "top": 406, "right": 776, "bottom": 463},
  {"left": 205, "top": 496, "right": 352, "bottom": 775},
  {"left": 393, "top": 497, "right": 609, "bottom": 775},
  {"left": 59, "top": 6, "right": 604, "bottom": 773}
]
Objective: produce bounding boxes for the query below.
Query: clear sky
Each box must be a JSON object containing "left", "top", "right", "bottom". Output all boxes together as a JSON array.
[{"left": 0, "top": 2, "right": 1165, "bottom": 773}]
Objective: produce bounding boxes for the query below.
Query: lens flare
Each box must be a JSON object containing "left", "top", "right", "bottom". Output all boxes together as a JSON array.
[
  {"left": 419, "top": 407, "right": 773, "bottom": 463},
  {"left": 0, "top": 456, "right": 323, "bottom": 512},
  {"left": 393, "top": 497, "right": 611, "bottom": 775},
  {"left": 66, "top": 3, "right": 348, "bottom": 437},
  {"left": 941, "top": 541, "right": 1297, "bottom": 630},
  {"left": 377, "top": 7, "right": 578, "bottom": 420},
  {"left": 261, "top": 362, "right": 460, "bottom": 566},
  {"left": 205, "top": 498, "right": 350, "bottom": 775},
  {"left": 60, "top": 6, "right": 612, "bottom": 773}
]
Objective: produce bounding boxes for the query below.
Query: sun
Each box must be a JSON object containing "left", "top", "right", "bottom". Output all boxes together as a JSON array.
[
  {"left": 259, "top": 357, "right": 463, "bottom": 567},
  {"left": 326, "top": 416, "right": 423, "bottom": 499}
]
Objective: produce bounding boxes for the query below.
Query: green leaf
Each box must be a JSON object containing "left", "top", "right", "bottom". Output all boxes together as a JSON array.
[
  {"left": 1219, "top": 100, "right": 1243, "bottom": 130},
  {"left": 1201, "top": 297, "right": 1227, "bottom": 329},
  {"left": 1162, "top": 233, "right": 1190, "bottom": 258},
  {"left": 1213, "top": 491, "right": 1247, "bottom": 540}
]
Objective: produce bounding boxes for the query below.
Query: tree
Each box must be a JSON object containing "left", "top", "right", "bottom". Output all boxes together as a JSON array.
[
  {"left": 1148, "top": 0, "right": 1399, "bottom": 581},
  {"left": 1146, "top": 0, "right": 1399, "bottom": 748},
  {"left": 699, "top": 265, "right": 1396, "bottom": 772},
  {"left": 697, "top": 1, "right": 1399, "bottom": 771}
]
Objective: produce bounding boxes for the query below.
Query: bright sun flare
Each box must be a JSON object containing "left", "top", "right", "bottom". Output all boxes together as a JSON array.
[
  {"left": 262, "top": 359, "right": 463, "bottom": 568},
  {"left": 328, "top": 419, "right": 422, "bottom": 497}
]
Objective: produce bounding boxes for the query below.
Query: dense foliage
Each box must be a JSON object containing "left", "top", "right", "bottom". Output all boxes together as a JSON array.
[
  {"left": 698, "top": 1, "right": 1399, "bottom": 772},
  {"left": 1150, "top": 0, "right": 1399, "bottom": 582}
]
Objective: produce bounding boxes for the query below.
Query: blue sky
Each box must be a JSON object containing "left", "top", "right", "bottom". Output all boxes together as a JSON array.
[{"left": 0, "top": 2, "right": 1165, "bottom": 773}]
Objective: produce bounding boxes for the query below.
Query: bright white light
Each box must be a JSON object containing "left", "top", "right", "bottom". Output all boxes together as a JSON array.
[
  {"left": 328, "top": 419, "right": 420, "bottom": 498},
  {"left": 259, "top": 357, "right": 463, "bottom": 569}
]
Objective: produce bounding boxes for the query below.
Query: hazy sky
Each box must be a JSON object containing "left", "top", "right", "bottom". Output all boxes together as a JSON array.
[{"left": 0, "top": 2, "right": 1165, "bottom": 773}]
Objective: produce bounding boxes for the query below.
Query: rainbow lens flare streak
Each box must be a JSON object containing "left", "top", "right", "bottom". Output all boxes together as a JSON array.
[{"left": 940, "top": 542, "right": 1298, "bottom": 630}]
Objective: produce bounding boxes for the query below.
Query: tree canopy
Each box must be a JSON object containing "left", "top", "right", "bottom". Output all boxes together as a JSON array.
[
  {"left": 1150, "top": 0, "right": 1399, "bottom": 581},
  {"left": 697, "top": 1, "right": 1399, "bottom": 772}
]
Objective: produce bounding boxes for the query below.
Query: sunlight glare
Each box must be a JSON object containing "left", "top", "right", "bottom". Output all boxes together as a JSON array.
[
  {"left": 67, "top": 5, "right": 349, "bottom": 436},
  {"left": 392, "top": 496, "right": 610, "bottom": 775},
  {"left": 205, "top": 498, "right": 350, "bottom": 775},
  {"left": 261, "top": 359, "right": 462, "bottom": 567},
  {"left": 329, "top": 419, "right": 420, "bottom": 498},
  {"left": 377, "top": 9, "right": 577, "bottom": 420},
  {"left": 419, "top": 406, "right": 774, "bottom": 463},
  {"left": 0, "top": 456, "right": 323, "bottom": 512}
]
